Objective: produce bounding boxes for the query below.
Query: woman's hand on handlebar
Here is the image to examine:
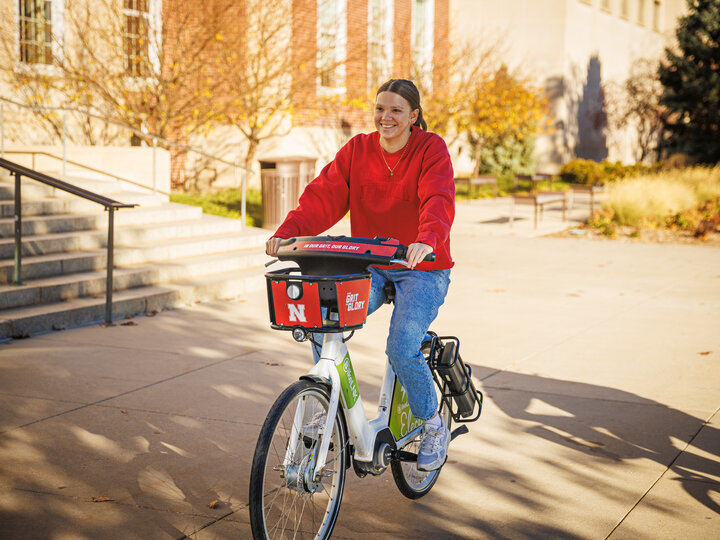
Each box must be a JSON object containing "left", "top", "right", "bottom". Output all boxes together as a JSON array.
[
  {"left": 266, "top": 237, "right": 283, "bottom": 257},
  {"left": 406, "top": 242, "right": 433, "bottom": 269}
]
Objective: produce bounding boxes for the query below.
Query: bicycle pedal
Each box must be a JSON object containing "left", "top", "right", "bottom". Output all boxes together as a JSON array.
[
  {"left": 450, "top": 425, "right": 469, "bottom": 441},
  {"left": 392, "top": 450, "right": 418, "bottom": 462}
]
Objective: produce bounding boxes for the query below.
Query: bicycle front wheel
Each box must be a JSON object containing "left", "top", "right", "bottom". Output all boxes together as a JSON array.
[{"left": 249, "top": 380, "right": 348, "bottom": 539}]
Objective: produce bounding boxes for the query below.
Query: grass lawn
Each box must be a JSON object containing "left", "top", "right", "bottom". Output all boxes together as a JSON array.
[{"left": 170, "top": 188, "right": 263, "bottom": 227}]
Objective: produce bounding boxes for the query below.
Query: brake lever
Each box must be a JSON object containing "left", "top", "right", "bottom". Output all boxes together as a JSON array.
[
  {"left": 389, "top": 259, "right": 411, "bottom": 268},
  {"left": 264, "top": 258, "right": 279, "bottom": 267}
]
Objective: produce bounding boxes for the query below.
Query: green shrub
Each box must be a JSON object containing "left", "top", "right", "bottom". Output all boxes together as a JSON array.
[
  {"left": 559, "top": 159, "right": 661, "bottom": 185},
  {"left": 559, "top": 159, "right": 604, "bottom": 185},
  {"left": 478, "top": 136, "right": 537, "bottom": 179}
]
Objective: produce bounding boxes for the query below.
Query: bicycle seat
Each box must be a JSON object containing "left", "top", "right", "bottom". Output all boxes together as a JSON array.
[{"left": 276, "top": 236, "right": 404, "bottom": 276}]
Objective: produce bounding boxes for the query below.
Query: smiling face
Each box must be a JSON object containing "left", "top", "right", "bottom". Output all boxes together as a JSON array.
[{"left": 374, "top": 91, "right": 419, "bottom": 151}]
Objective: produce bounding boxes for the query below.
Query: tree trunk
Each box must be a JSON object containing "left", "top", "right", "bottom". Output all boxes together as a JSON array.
[
  {"left": 473, "top": 139, "right": 484, "bottom": 177},
  {"left": 244, "top": 138, "right": 259, "bottom": 188}
]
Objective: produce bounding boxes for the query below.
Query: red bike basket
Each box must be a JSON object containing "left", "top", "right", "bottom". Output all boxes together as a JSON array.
[{"left": 266, "top": 269, "right": 371, "bottom": 332}]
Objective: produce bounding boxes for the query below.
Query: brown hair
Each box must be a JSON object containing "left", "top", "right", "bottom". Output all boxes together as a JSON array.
[{"left": 376, "top": 79, "right": 427, "bottom": 131}]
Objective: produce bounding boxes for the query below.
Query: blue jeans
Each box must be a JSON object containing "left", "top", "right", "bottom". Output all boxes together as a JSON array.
[{"left": 313, "top": 267, "right": 451, "bottom": 421}]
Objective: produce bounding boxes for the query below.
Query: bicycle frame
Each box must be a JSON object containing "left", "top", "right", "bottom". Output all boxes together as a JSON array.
[{"left": 296, "top": 331, "right": 424, "bottom": 473}]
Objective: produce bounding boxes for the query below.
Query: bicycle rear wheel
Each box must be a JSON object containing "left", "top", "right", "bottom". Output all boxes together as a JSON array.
[
  {"left": 391, "top": 380, "right": 452, "bottom": 499},
  {"left": 249, "top": 380, "right": 348, "bottom": 539}
]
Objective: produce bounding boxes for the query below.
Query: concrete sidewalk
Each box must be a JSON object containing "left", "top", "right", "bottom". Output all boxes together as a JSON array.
[{"left": 1, "top": 196, "right": 719, "bottom": 539}]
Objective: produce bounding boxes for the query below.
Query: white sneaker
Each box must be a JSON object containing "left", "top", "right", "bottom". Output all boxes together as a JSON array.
[{"left": 417, "top": 420, "right": 450, "bottom": 472}]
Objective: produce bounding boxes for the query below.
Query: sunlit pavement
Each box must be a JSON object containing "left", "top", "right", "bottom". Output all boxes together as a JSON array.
[{"left": 1, "top": 195, "right": 719, "bottom": 539}]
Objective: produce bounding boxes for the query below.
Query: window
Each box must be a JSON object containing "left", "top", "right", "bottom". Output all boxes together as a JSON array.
[
  {"left": 412, "top": 0, "right": 434, "bottom": 89},
  {"left": 367, "top": 0, "right": 393, "bottom": 90},
  {"left": 317, "top": 0, "right": 347, "bottom": 91},
  {"left": 18, "top": 0, "right": 53, "bottom": 64},
  {"left": 653, "top": 0, "right": 661, "bottom": 30},
  {"left": 123, "top": 0, "right": 151, "bottom": 76}
]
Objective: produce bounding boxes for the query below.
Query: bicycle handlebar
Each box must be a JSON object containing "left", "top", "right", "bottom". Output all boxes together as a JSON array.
[
  {"left": 393, "top": 246, "right": 436, "bottom": 263},
  {"left": 274, "top": 235, "right": 435, "bottom": 276}
]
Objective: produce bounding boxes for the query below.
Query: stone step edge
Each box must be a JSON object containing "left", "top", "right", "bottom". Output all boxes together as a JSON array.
[
  {"left": 0, "top": 229, "right": 268, "bottom": 268},
  {"left": 0, "top": 217, "right": 261, "bottom": 251},
  {"left": 0, "top": 249, "right": 268, "bottom": 309},
  {"left": 0, "top": 268, "right": 266, "bottom": 340},
  {"left": 0, "top": 203, "right": 203, "bottom": 224}
]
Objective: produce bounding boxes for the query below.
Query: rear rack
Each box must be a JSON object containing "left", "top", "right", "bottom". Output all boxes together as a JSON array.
[{"left": 425, "top": 334, "right": 483, "bottom": 423}]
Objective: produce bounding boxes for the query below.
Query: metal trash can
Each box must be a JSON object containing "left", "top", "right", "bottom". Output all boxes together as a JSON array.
[{"left": 259, "top": 156, "right": 317, "bottom": 230}]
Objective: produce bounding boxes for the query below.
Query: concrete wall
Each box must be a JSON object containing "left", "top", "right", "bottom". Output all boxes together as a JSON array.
[
  {"left": 450, "top": 0, "right": 685, "bottom": 169},
  {"left": 2, "top": 145, "right": 171, "bottom": 195}
]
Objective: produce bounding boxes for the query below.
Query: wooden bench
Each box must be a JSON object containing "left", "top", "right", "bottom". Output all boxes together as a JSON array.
[
  {"left": 510, "top": 191, "right": 567, "bottom": 229},
  {"left": 514, "top": 173, "right": 555, "bottom": 191},
  {"left": 569, "top": 183, "right": 605, "bottom": 216},
  {"left": 454, "top": 175, "right": 498, "bottom": 199}
]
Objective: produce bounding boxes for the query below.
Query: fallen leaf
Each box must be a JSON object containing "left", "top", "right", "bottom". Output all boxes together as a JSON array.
[
  {"left": 145, "top": 310, "right": 158, "bottom": 317},
  {"left": 121, "top": 410, "right": 127, "bottom": 414},
  {"left": 698, "top": 351, "right": 712, "bottom": 355},
  {"left": 265, "top": 361, "right": 280, "bottom": 366},
  {"left": 208, "top": 499, "right": 220, "bottom": 509},
  {"left": 92, "top": 496, "right": 114, "bottom": 503},
  {"left": 121, "top": 321, "right": 138, "bottom": 326}
]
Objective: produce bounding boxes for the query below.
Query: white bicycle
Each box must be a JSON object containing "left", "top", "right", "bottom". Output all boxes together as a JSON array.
[{"left": 249, "top": 236, "right": 482, "bottom": 539}]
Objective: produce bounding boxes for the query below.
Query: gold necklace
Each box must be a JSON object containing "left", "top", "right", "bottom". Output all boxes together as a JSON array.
[{"left": 379, "top": 135, "right": 411, "bottom": 177}]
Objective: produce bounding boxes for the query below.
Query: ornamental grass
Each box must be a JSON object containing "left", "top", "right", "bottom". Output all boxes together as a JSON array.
[{"left": 605, "top": 166, "right": 720, "bottom": 227}]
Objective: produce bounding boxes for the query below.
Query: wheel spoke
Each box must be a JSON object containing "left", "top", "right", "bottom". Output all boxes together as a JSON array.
[{"left": 250, "top": 381, "right": 346, "bottom": 539}]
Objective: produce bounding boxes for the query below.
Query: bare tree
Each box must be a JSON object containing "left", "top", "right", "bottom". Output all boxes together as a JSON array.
[
  {"left": 1, "top": 0, "right": 351, "bottom": 186},
  {"left": 604, "top": 58, "right": 666, "bottom": 162}
]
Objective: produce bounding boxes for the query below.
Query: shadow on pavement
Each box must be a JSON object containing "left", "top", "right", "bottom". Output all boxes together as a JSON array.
[
  {"left": 0, "top": 311, "right": 717, "bottom": 539},
  {"left": 485, "top": 371, "right": 719, "bottom": 515}
]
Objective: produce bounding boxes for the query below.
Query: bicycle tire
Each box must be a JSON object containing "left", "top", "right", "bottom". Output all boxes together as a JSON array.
[
  {"left": 249, "top": 380, "right": 348, "bottom": 539},
  {"left": 390, "top": 383, "right": 452, "bottom": 499}
]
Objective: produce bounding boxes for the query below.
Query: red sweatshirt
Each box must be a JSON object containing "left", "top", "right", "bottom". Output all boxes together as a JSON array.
[{"left": 273, "top": 128, "right": 455, "bottom": 271}]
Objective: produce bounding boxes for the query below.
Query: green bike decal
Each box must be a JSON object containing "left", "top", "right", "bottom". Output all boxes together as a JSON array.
[
  {"left": 336, "top": 353, "right": 359, "bottom": 409},
  {"left": 389, "top": 379, "right": 424, "bottom": 440}
]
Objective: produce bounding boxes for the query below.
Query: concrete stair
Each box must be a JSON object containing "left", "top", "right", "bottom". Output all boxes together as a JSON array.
[{"left": 0, "top": 174, "right": 269, "bottom": 339}]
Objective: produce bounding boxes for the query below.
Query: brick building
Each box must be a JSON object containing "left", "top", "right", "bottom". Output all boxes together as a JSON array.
[
  {"left": 285, "top": 0, "right": 450, "bottom": 140},
  {"left": 0, "top": 0, "right": 452, "bottom": 187},
  {"left": 5, "top": 1, "right": 685, "bottom": 184}
]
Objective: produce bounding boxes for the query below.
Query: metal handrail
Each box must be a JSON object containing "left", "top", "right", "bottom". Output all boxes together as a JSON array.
[
  {"left": 0, "top": 96, "right": 250, "bottom": 224},
  {"left": 5, "top": 150, "right": 170, "bottom": 196},
  {"left": 2, "top": 149, "right": 169, "bottom": 196},
  {"left": 0, "top": 157, "right": 136, "bottom": 326}
]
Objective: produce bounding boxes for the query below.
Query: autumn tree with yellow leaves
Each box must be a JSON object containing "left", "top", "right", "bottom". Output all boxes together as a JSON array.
[
  {"left": 461, "top": 66, "right": 549, "bottom": 176},
  {"left": 423, "top": 41, "right": 550, "bottom": 177},
  {"left": 1, "top": 0, "right": 332, "bottom": 187}
]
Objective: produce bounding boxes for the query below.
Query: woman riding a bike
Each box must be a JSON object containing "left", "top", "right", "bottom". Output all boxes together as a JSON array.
[{"left": 266, "top": 78, "right": 455, "bottom": 471}]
